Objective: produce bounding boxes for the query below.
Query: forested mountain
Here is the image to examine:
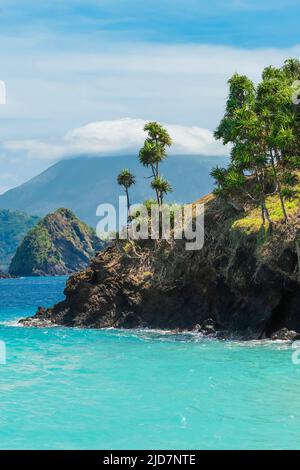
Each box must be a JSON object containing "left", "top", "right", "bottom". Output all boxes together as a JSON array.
[{"left": 0, "top": 209, "right": 39, "bottom": 272}]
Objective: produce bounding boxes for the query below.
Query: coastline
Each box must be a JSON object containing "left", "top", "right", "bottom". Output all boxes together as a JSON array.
[{"left": 19, "top": 190, "right": 300, "bottom": 340}]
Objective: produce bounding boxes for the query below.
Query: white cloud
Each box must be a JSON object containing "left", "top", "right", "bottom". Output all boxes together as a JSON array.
[
  {"left": 4, "top": 118, "right": 227, "bottom": 160},
  {"left": 4, "top": 139, "right": 65, "bottom": 160}
]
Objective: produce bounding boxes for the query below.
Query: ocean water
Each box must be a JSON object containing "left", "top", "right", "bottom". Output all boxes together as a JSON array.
[{"left": 0, "top": 277, "right": 300, "bottom": 450}]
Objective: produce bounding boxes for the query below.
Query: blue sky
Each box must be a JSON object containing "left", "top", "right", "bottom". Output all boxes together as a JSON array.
[
  {"left": 0, "top": 0, "right": 300, "bottom": 192},
  {"left": 1, "top": 0, "right": 300, "bottom": 47}
]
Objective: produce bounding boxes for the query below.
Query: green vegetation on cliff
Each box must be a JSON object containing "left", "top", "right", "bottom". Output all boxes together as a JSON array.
[
  {"left": 0, "top": 209, "right": 39, "bottom": 272},
  {"left": 212, "top": 58, "right": 300, "bottom": 230},
  {"left": 231, "top": 171, "right": 300, "bottom": 234},
  {"left": 9, "top": 208, "right": 104, "bottom": 276}
]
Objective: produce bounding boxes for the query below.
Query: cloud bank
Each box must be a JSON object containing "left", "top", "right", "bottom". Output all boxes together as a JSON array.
[{"left": 4, "top": 118, "right": 227, "bottom": 160}]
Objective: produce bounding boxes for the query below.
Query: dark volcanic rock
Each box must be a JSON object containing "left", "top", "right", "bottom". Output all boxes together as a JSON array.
[
  {"left": 270, "top": 328, "right": 300, "bottom": 341},
  {"left": 0, "top": 271, "right": 12, "bottom": 279}
]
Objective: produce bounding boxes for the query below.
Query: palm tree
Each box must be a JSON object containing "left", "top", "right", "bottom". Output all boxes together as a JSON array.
[
  {"left": 151, "top": 175, "right": 172, "bottom": 207},
  {"left": 139, "top": 122, "right": 172, "bottom": 205},
  {"left": 138, "top": 140, "right": 157, "bottom": 178},
  {"left": 151, "top": 176, "right": 172, "bottom": 236},
  {"left": 144, "top": 121, "right": 172, "bottom": 148},
  {"left": 117, "top": 169, "right": 136, "bottom": 222}
]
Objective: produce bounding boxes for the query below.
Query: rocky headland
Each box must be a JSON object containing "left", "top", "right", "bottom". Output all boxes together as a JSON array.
[
  {"left": 20, "top": 192, "right": 300, "bottom": 340},
  {"left": 16, "top": 60, "right": 300, "bottom": 339}
]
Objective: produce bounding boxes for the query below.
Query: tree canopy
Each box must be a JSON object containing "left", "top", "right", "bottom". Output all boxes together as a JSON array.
[{"left": 212, "top": 58, "right": 300, "bottom": 227}]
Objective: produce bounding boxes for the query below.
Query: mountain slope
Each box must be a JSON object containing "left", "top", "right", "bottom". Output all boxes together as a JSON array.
[
  {"left": 0, "top": 209, "right": 40, "bottom": 272},
  {"left": 0, "top": 155, "right": 228, "bottom": 227},
  {"left": 9, "top": 208, "right": 104, "bottom": 276}
]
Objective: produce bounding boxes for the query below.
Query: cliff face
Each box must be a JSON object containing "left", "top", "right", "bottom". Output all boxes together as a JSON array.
[
  {"left": 21, "top": 196, "right": 300, "bottom": 339},
  {"left": 9, "top": 208, "right": 104, "bottom": 277}
]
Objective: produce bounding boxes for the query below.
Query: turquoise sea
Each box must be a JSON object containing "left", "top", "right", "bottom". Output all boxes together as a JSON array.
[{"left": 0, "top": 276, "right": 300, "bottom": 450}]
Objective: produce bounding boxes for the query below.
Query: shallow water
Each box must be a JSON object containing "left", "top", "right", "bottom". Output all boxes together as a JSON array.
[{"left": 0, "top": 276, "right": 299, "bottom": 449}]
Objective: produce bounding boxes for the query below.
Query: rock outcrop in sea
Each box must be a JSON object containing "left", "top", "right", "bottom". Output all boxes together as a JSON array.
[
  {"left": 10, "top": 208, "right": 105, "bottom": 276},
  {"left": 21, "top": 193, "right": 300, "bottom": 339},
  {"left": 0, "top": 271, "right": 13, "bottom": 279}
]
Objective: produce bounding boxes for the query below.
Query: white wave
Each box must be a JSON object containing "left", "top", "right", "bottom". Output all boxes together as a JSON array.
[{"left": 0, "top": 319, "right": 24, "bottom": 327}]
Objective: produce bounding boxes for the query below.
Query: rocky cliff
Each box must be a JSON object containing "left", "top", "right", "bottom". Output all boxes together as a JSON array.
[
  {"left": 9, "top": 208, "right": 104, "bottom": 276},
  {"left": 21, "top": 193, "right": 300, "bottom": 339}
]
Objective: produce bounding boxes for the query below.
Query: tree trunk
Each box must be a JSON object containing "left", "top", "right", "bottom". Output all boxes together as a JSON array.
[
  {"left": 254, "top": 166, "right": 273, "bottom": 229},
  {"left": 262, "top": 198, "right": 273, "bottom": 229},
  {"left": 150, "top": 164, "right": 160, "bottom": 206},
  {"left": 158, "top": 191, "right": 163, "bottom": 238},
  {"left": 270, "top": 151, "right": 288, "bottom": 223},
  {"left": 126, "top": 189, "right": 130, "bottom": 223},
  {"left": 260, "top": 203, "right": 266, "bottom": 225}
]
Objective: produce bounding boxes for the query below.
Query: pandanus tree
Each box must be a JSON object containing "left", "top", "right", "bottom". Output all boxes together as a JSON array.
[
  {"left": 117, "top": 169, "right": 136, "bottom": 222},
  {"left": 139, "top": 121, "right": 172, "bottom": 206},
  {"left": 151, "top": 175, "right": 172, "bottom": 207},
  {"left": 282, "top": 58, "right": 300, "bottom": 81}
]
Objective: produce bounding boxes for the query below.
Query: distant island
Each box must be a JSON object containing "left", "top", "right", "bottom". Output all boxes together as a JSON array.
[{"left": 9, "top": 208, "right": 105, "bottom": 277}]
